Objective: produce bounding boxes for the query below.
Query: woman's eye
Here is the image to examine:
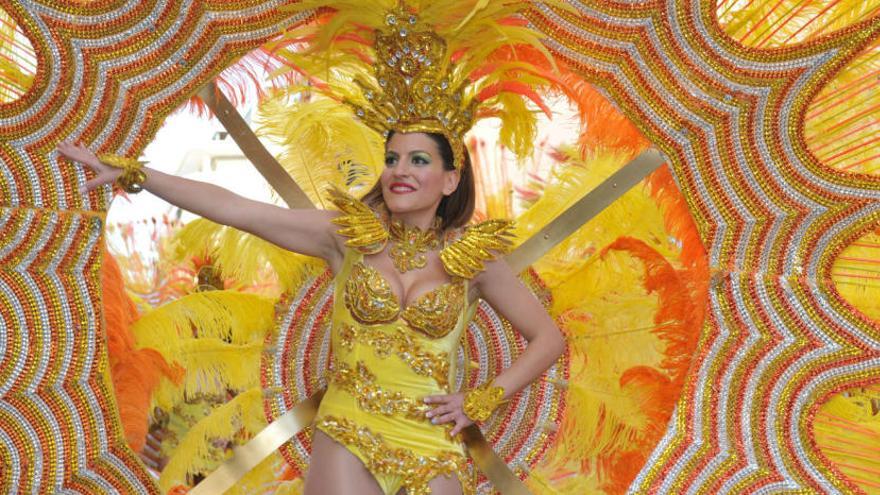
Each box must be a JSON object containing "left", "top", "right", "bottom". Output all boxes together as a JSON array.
[
  {"left": 384, "top": 155, "right": 397, "bottom": 166},
  {"left": 413, "top": 154, "right": 430, "bottom": 165}
]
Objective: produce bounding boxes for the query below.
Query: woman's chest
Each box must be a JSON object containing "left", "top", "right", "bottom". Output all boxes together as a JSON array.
[{"left": 340, "top": 260, "right": 467, "bottom": 338}]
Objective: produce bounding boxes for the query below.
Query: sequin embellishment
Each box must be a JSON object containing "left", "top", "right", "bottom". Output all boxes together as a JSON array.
[
  {"left": 401, "top": 281, "right": 465, "bottom": 338},
  {"left": 344, "top": 262, "right": 401, "bottom": 324},
  {"left": 343, "top": 262, "right": 466, "bottom": 337},
  {"left": 338, "top": 323, "right": 450, "bottom": 388},
  {"left": 330, "top": 360, "right": 433, "bottom": 420}
]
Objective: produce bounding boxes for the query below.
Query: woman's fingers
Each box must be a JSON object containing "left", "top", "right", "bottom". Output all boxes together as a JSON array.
[
  {"left": 79, "top": 177, "right": 106, "bottom": 194},
  {"left": 450, "top": 416, "right": 472, "bottom": 436},
  {"left": 57, "top": 141, "right": 99, "bottom": 169},
  {"left": 426, "top": 403, "right": 453, "bottom": 418},
  {"left": 55, "top": 141, "right": 117, "bottom": 195},
  {"left": 432, "top": 411, "right": 458, "bottom": 424},
  {"left": 424, "top": 393, "right": 470, "bottom": 432}
]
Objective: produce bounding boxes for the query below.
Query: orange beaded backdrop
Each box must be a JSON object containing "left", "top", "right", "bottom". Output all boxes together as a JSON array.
[{"left": 2, "top": 1, "right": 880, "bottom": 494}]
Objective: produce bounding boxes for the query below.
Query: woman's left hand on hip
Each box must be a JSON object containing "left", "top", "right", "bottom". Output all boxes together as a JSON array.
[{"left": 423, "top": 392, "right": 474, "bottom": 436}]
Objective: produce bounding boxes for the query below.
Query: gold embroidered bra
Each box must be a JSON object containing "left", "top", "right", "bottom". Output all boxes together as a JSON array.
[
  {"left": 344, "top": 262, "right": 466, "bottom": 337},
  {"left": 327, "top": 186, "right": 516, "bottom": 336}
]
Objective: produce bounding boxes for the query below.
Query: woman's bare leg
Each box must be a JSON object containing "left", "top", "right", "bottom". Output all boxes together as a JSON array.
[
  {"left": 304, "top": 428, "right": 385, "bottom": 495},
  {"left": 425, "top": 473, "right": 464, "bottom": 495}
]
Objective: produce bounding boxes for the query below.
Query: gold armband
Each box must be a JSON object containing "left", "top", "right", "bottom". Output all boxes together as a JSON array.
[
  {"left": 97, "top": 153, "right": 147, "bottom": 193},
  {"left": 462, "top": 381, "right": 507, "bottom": 422}
]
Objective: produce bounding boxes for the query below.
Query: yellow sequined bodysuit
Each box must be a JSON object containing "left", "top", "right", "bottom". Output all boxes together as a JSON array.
[{"left": 312, "top": 188, "right": 515, "bottom": 495}]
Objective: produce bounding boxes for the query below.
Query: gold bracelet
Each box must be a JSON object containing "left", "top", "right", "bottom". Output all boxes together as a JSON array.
[
  {"left": 97, "top": 153, "right": 147, "bottom": 193},
  {"left": 462, "top": 381, "right": 507, "bottom": 422}
]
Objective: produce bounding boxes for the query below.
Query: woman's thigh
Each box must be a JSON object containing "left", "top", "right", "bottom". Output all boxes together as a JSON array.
[
  {"left": 425, "top": 473, "right": 464, "bottom": 495},
  {"left": 304, "top": 428, "right": 385, "bottom": 495}
]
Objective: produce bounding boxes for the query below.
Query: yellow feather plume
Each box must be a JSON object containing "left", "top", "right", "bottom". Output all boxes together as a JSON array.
[
  {"left": 0, "top": 10, "right": 34, "bottom": 102},
  {"left": 158, "top": 387, "right": 266, "bottom": 492},
  {"left": 514, "top": 149, "right": 679, "bottom": 286},
  {"left": 175, "top": 339, "right": 263, "bottom": 396},
  {"left": 813, "top": 386, "right": 880, "bottom": 494},
  {"left": 718, "top": 0, "right": 880, "bottom": 47},
  {"left": 131, "top": 290, "right": 275, "bottom": 349},
  {"left": 255, "top": 92, "right": 384, "bottom": 208},
  {"left": 525, "top": 465, "right": 605, "bottom": 495},
  {"left": 558, "top": 356, "right": 653, "bottom": 458},
  {"left": 495, "top": 92, "right": 538, "bottom": 158},
  {"left": 129, "top": 290, "right": 274, "bottom": 408},
  {"left": 170, "top": 218, "right": 325, "bottom": 294},
  {"left": 831, "top": 230, "right": 880, "bottom": 321},
  {"left": 224, "top": 451, "right": 304, "bottom": 495},
  {"left": 510, "top": 148, "right": 706, "bottom": 491}
]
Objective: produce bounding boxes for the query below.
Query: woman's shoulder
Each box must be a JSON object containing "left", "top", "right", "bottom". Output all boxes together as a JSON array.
[{"left": 439, "top": 217, "right": 516, "bottom": 279}]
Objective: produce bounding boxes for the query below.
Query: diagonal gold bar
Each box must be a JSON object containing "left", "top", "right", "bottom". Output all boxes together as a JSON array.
[
  {"left": 189, "top": 389, "right": 530, "bottom": 495},
  {"left": 505, "top": 149, "right": 665, "bottom": 273},
  {"left": 196, "top": 82, "right": 315, "bottom": 209},
  {"left": 188, "top": 143, "right": 664, "bottom": 493},
  {"left": 460, "top": 424, "right": 532, "bottom": 494},
  {"left": 189, "top": 391, "right": 324, "bottom": 495}
]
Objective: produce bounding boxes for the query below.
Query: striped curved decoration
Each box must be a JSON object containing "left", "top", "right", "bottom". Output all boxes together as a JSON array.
[
  {"left": 0, "top": 2, "right": 303, "bottom": 493},
  {"left": 525, "top": 1, "right": 880, "bottom": 494},
  {"left": 2, "top": 0, "right": 880, "bottom": 494}
]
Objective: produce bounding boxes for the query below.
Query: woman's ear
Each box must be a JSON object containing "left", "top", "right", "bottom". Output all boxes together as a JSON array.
[{"left": 443, "top": 169, "right": 461, "bottom": 196}]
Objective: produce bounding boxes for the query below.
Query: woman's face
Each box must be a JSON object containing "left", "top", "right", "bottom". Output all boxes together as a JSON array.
[{"left": 381, "top": 132, "right": 460, "bottom": 217}]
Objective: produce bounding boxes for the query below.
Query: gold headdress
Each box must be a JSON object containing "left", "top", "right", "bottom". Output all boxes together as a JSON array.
[{"left": 269, "top": 0, "right": 565, "bottom": 170}]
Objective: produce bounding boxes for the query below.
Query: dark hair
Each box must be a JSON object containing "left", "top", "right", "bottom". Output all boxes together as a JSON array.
[{"left": 361, "top": 131, "right": 475, "bottom": 230}]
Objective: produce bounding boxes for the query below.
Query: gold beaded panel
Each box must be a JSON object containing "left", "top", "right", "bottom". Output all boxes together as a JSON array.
[
  {"left": 526, "top": 1, "right": 880, "bottom": 493},
  {"left": 0, "top": 1, "right": 306, "bottom": 492}
]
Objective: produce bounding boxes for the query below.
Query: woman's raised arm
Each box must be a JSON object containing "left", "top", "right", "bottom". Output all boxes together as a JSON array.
[{"left": 57, "top": 141, "right": 343, "bottom": 265}]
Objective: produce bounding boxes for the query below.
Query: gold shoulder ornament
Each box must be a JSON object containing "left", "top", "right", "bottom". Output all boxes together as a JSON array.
[
  {"left": 325, "top": 186, "right": 515, "bottom": 276},
  {"left": 326, "top": 186, "right": 388, "bottom": 254},
  {"left": 440, "top": 219, "right": 516, "bottom": 279}
]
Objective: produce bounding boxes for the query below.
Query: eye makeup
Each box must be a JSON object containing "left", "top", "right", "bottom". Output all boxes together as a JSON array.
[
  {"left": 411, "top": 151, "right": 432, "bottom": 165},
  {"left": 384, "top": 152, "right": 399, "bottom": 166}
]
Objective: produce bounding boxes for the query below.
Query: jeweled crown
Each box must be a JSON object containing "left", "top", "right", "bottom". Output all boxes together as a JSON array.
[
  {"left": 273, "top": 0, "right": 564, "bottom": 173},
  {"left": 347, "top": 5, "right": 476, "bottom": 169}
]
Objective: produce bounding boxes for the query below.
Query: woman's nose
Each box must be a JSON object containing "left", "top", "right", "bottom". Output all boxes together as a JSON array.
[{"left": 392, "top": 160, "right": 412, "bottom": 176}]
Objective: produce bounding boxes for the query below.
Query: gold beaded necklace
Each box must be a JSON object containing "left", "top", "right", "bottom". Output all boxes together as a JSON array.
[{"left": 387, "top": 216, "right": 442, "bottom": 273}]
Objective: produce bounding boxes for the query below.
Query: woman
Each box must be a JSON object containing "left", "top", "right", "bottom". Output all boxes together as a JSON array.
[{"left": 57, "top": 129, "right": 565, "bottom": 494}]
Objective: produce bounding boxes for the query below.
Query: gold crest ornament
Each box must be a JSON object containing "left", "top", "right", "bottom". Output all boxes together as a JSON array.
[
  {"left": 327, "top": 186, "right": 389, "bottom": 254},
  {"left": 271, "top": 0, "right": 567, "bottom": 170},
  {"left": 439, "top": 218, "right": 515, "bottom": 278}
]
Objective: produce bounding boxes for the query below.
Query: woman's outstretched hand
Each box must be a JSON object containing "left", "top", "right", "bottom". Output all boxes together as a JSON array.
[
  {"left": 57, "top": 141, "right": 121, "bottom": 194},
  {"left": 423, "top": 392, "right": 474, "bottom": 436}
]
